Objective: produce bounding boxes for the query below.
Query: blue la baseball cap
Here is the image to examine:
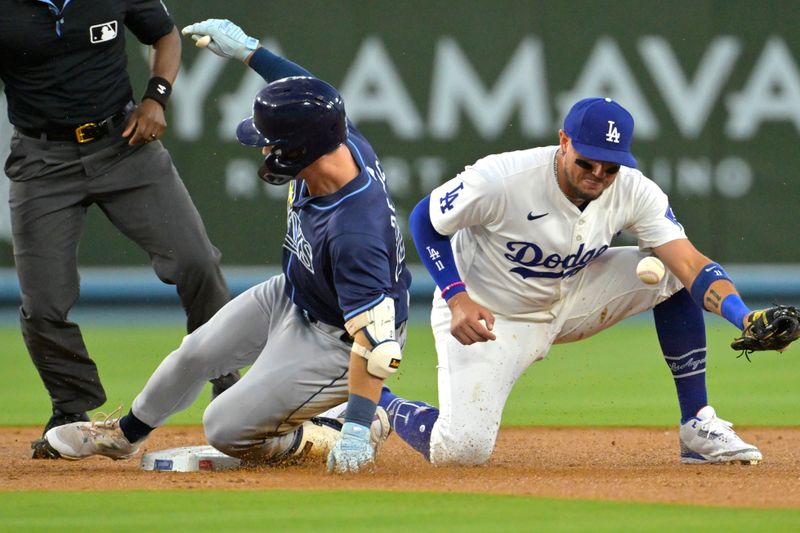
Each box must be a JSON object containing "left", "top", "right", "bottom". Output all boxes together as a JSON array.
[{"left": 563, "top": 97, "right": 637, "bottom": 168}]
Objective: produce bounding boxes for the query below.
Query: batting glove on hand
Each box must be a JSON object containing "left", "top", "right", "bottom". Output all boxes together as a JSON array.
[
  {"left": 181, "top": 19, "right": 259, "bottom": 62},
  {"left": 326, "top": 422, "right": 374, "bottom": 474}
]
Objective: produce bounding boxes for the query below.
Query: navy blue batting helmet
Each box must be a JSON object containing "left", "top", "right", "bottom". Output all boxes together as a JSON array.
[{"left": 236, "top": 76, "right": 348, "bottom": 185}]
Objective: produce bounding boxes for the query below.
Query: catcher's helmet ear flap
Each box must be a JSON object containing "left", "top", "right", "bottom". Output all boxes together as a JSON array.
[{"left": 236, "top": 76, "right": 348, "bottom": 185}]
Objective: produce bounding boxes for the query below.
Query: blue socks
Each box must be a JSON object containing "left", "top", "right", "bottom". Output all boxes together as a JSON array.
[
  {"left": 653, "top": 289, "right": 708, "bottom": 423},
  {"left": 379, "top": 386, "right": 438, "bottom": 461}
]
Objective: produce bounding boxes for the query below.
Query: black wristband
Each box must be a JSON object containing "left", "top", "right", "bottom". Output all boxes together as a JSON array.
[{"left": 142, "top": 76, "right": 172, "bottom": 109}]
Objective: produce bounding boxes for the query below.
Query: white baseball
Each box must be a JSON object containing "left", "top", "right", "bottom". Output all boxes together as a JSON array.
[
  {"left": 195, "top": 35, "right": 212, "bottom": 48},
  {"left": 636, "top": 256, "right": 665, "bottom": 285}
]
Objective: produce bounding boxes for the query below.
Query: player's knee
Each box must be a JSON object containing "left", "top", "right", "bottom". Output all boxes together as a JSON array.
[
  {"left": 430, "top": 424, "right": 496, "bottom": 466},
  {"left": 202, "top": 405, "right": 241, "bottom": 456},
  {"left": 203, "top": 395, "right": 274, "bottom": 459},
  {"left": 203, "top": 428, "right": 238, "bottom": 457}
]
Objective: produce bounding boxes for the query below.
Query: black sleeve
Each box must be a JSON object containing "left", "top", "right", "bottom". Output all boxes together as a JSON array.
[{"left": 125, "top": 0, "right": 175, "bottom": 45}]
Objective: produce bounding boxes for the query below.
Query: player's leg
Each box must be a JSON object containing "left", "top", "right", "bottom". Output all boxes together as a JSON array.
[
  {"left": 6, "top": 136, "right": 106, "bottom": 432},
  {"left": 652, "top": 288, "right": 707, "bottom": 422},
  {"left": 42, "top": 276, "right": 281, "bottom": 460},
  {"left": 377, "top": 385, "right": 439, "bottom": 460},
  {"left": 129, "top": 279, "right": 278, "bottom": 426},
  {"left": 92, "top": 142, "right": 229, "bottom": 331},
  {"left": 556, "top": 247, "right": 682, "bottom": 340},
  {"left": 652, "top": 289, "right": 760, "bottom": 463},
  {"left": 382, "top": 292, "right": 551, "bottom": 466},
  {"left": 556, "top": 246, "right": 761, "bottom": 464},
  {"left": 91, "top": 141, "right": 235, "bottom": 392},
  {"left": 201, "top": 295, "right": 354, "bottom": 464},
  {"left": 556, "top": 247, "right": 701, "bottom": 416}
]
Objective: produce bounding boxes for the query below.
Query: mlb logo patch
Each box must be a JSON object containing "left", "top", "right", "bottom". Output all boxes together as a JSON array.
[{"left": 89, "top": 21, "right": 118, "bottom": 44}]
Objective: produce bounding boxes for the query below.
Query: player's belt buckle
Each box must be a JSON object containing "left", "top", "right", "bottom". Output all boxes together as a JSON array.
[{"left": 75, "top": 122, "right": 99, "bottom": 143}]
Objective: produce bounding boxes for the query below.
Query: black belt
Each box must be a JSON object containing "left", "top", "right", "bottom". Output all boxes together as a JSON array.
[
  {"left": 301, "top": 309, "right": 354, "bottom": 343},
  {"left": 18, "top": 110, "right": 127, "bottom": 144}
]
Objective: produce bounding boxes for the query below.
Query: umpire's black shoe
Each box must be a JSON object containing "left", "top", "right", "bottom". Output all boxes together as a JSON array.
[
  {"left": 31, "top": 408, "right": 90, "bottom": 459},
  {"left": 210, "top": 370, "right": 241, "bottom": 400}
]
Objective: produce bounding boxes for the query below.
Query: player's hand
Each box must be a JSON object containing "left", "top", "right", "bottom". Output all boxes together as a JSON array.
[
  {"left": 731, "top": 304, "right": 800, "bottom": 357},
  {"left": 447, "top": 292, "right": 496, "bottom": 345},
  {"left": 122, "top": 99, "right": 166, "bottom": 146},
  {"left": 181, "top": 19, "right": 259, "bottom": 62},
  {"left": 326, "top": 422, "right": 374, "bottom": 474}
]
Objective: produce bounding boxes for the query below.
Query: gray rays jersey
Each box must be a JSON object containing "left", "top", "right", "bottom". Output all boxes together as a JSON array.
[{"left": 429, "top": 146, "right": 686, "bottom": 317}]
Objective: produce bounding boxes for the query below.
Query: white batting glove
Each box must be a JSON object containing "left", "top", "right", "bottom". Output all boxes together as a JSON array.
[
  {"left": 181, "top": 19, "right": 259, "bottom": 62},
  {"left": 326, "top": 422, "right": 374, "bottom": 474}
]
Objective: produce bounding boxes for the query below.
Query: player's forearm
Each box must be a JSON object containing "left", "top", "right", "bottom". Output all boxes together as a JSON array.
[
  {"left": 690, "top": 267, "right": 751, "bottom": 329},
  {"left": 656, "top": 239, "right": 750, "bottom": 329},
  {"left": 693, "top": 279, "right": 737, "bottom": 313},
  {"left": 409, "top": 195, "right": 466, "bottom": 301},
  {"left": 149, "top": 26, "right": 181, "bottom": 84},
  {"left": 344, "top": 352, "right": 382, "bottom": 428},
  {"left": 348, "top": 351, "right": 383, "bottom": 403},
  {"left": 247, "top": 47, "right": 313, "bottom": 83}
]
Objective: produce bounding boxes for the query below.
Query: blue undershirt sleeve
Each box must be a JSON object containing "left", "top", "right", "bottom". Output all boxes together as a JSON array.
[
  {"left": 248, "top": 47, "right": 313, "bottom": 82},
  {"left": 409, "top": 195, "right": 466, "bottom": 301}
]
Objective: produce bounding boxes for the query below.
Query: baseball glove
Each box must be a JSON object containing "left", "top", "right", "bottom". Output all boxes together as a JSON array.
[{"left": 731, "top": 305, "right": 800, "bottom": 360}]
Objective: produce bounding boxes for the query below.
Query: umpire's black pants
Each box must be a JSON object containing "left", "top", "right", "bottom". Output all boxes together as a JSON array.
[{"left": 4, "top": 119, "right": 230, "bottom": 414}]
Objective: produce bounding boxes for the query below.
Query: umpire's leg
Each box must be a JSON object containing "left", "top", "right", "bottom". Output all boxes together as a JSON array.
[
  {"left": 7, "top": 135, "right": 106, "bottom": 415},
  {"left": 93, "top": 141, "right": 230, "bottom": 332},
  {"left": 92, "top": 140, "right": 234, "bottom": 392}
]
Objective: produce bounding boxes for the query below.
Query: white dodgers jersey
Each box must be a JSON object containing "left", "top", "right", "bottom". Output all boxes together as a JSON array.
[{"left": 429, "top": 146, "right": 686, "bottom": 317}]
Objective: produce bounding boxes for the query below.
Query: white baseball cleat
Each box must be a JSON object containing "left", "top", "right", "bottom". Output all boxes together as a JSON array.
[
  {"left": 278, "top": 406, "right": 391, "bottom": 465},
  {"left": 285, "top": 417, "right": 343, "bottom": 464},
  {"left": 679, "top": 405, "right": 762, "bottom": 465},
  {"left": 43, "top": 409, "right": 139, "bottom": 461}
]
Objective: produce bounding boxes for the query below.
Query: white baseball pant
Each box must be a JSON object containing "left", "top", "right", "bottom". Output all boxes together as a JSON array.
[{"left": 428, "top": 246, "right": 682, "bottom": 465}]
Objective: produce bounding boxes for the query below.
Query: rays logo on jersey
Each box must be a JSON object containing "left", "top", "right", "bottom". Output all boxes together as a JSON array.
[
  {"left": 439, "top": 182, "right": 464, "bottom": 213},
  {"left": 284, "top": 211, "right": 314, "bottom": 273},
  {"left": 504, "top": 241, "right": 608, "bottom": 279}
]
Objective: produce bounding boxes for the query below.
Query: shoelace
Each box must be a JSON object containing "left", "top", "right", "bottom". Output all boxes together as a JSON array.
[
  {"left": 698, "top": 413, "right": 735, "bottom": 435},
  {"left": 88, "top": 405, "right": 123, "bottom": 431}
]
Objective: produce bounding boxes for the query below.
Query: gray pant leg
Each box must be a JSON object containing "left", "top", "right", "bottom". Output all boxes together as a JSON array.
[
  {"left": 202, "top": 277, "right": 353, "bottom": 461},
  {"left": 131, "top": 278, "right": 279, "bottom": 427},
  {"left": 85, "top": 139, "right": 229, "bottom": 333},
  {"left": 6, "top": 133, "right": 104, "bottom": 413}
]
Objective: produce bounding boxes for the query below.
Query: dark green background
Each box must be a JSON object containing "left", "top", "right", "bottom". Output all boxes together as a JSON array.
[{"left": 2, "top": 0, "right": 798, "bottom": 267}]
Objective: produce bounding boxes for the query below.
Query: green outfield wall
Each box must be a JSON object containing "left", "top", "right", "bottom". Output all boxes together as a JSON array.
[{"left": 2, "top": 0, "right": 799, "bottom": 267}]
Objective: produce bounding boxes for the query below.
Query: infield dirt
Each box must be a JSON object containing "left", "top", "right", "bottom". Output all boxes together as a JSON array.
[{"left": 2, "top": 426, "right": 799, "bottom": 508}]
